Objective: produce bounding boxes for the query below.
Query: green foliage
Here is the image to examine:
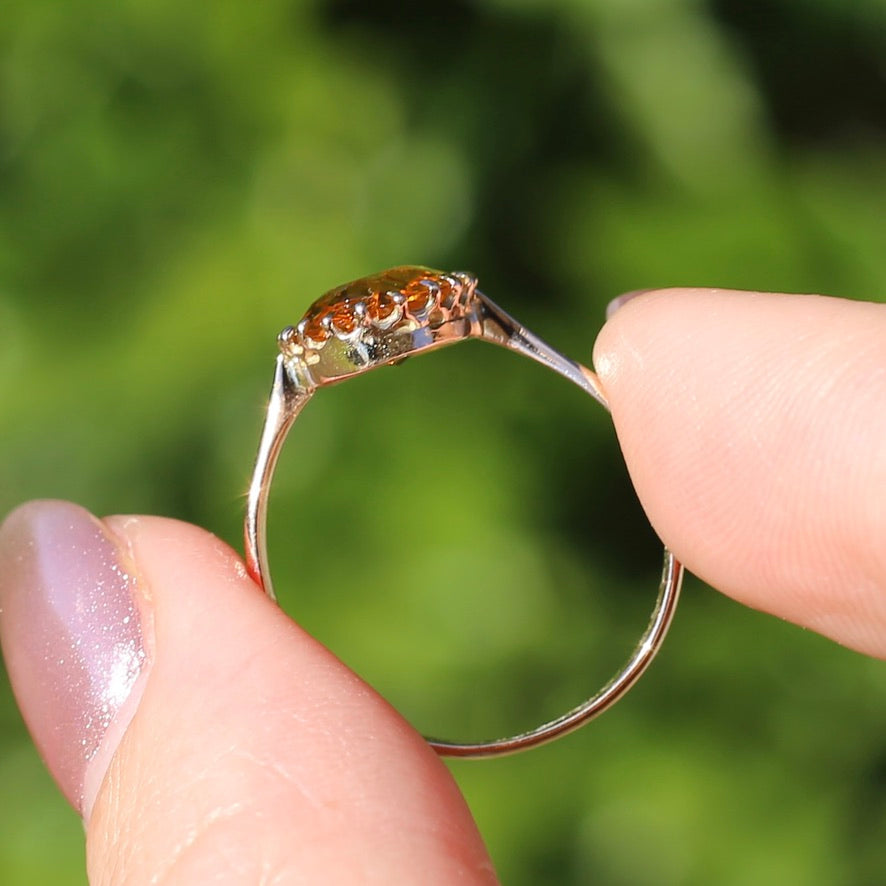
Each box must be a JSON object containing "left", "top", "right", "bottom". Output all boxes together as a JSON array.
[{"left": 1, "top": 0, "right": 885, "bottom": 883}]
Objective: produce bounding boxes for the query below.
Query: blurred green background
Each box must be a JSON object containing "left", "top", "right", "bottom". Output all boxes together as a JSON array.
[{"left": 2, "top": 0, "right": 886, "bottom": 882}]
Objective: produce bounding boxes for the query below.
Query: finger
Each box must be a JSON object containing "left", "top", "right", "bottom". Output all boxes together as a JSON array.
[
  {"left": 593, "top": 289, "right": 886, "bottom": 657},
  {"left": 0, "top": 501, "right": 497, "bottom": 885}
]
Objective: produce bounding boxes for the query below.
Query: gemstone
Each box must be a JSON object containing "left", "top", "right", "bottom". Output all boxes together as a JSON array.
[
  {"left": 302, "top": 312, "right": 329, "bottom": 345},
  {"left": 294, "top": 266, "right": 457, "bottom": 351},
  {"left": 330, "top": 303, "right": 357, "bottom": 335},
  {"left": 367, "top": 290, "right": 397, "bottom": 320},
  {"left": 403, "top": 279, "right": 433, "bottom": 312},
  {"left": 366, "top": 290, "right": 403, "bottom": 329}
]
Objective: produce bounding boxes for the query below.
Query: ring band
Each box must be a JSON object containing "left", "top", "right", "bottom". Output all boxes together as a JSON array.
[{"left": 244, "top": 266, "right": 683, "bottom": 757}]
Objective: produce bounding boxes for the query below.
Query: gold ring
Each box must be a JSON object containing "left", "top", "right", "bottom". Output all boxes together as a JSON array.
[{"left": 245, "top": 266, "right": 682, "bottom": 757}]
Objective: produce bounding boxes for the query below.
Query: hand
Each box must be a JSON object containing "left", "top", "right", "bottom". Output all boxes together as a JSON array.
[{"left": 0, "top": 288, "right": 883, "bottom": 884}]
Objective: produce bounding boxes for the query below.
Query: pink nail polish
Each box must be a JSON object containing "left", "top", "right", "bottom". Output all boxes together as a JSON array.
[
  {"left": 0, "top": 501, "right": 147, "bottom": 814},
  {"left": 605, "top": 289, "right": 655, "bottom": 320}
]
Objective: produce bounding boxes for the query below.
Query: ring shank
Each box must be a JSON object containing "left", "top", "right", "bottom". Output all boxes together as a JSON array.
[
  {"left": 244, "top": 355, "right": 311, "bottom": 602},
  {"left": 245, "top": 292, "right": 683, "bottom": 758},
  {"left": 428, "top": 550, "right": 682, "bottom": 756}
]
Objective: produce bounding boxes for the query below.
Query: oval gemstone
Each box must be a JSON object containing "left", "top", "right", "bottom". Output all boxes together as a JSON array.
[{"left": 296, "top": 266, "right": 454, "bottom": 350}]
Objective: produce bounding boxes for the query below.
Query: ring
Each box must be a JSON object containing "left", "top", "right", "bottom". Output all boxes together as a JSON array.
[{"left": 244, "top": 266, "right": 683, "bottom": 757}]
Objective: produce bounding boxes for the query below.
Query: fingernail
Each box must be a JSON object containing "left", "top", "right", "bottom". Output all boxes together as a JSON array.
[
  {"left": 0, "top": 500, "right": 148, "bottom": 816},
  {"left": 606, "top": 289, "right": 655, "bottom": 320}
]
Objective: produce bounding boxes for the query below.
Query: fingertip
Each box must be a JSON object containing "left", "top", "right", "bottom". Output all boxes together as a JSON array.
[
  {"left": 593, "top": 288, "right": 886, "bottom": 657},
  {"left": 604, "top": 288, "right": 657, "bottom": 320},
  {"left": 0, "top": 500, "right": 150, "bottom": 816},
  {"left": 86, "top": 515, "right": 497, "bottom": 884}
]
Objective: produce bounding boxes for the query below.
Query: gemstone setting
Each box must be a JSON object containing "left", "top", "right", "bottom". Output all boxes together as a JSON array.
[{"left": 278, "top": 266, "right": 477, "bottom": 387}]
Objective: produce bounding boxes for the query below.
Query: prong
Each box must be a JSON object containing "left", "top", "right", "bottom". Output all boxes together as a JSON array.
[
  {"left": 451, "top": 271, "right": 477, "bottom": 292},
  {"left": 439, "top": 274, "right": 461, "bottom": 308},
  {"left": 277, "top": 325, "right": 298, "bottom": 353},
  {"left": 451, "top": 272, "right": 478, "bottom": 306}
]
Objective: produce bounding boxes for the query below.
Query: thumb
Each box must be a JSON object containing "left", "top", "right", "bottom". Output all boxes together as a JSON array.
[
  {"left": 593, "top": 288, "right": 886, "bottom": 657},
  {"left": 0, "top": 501, "right": 497, "bottom": 885}
]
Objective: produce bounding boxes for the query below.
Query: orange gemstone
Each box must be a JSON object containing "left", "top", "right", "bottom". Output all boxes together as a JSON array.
[
  {"left": 367, "top": 290, "right": 398, "bottom": 321},
  {"left": 298, "top": 267, "right": 451, "bottom": 346},
  {"left": 403, "top": 278, "right": 433, "bottom": 312},
  {"left": 331, "top": 302, "right": 357, "bottom": 334},
  {"left": 302, "top": 312, "right": 329, "bottom": 345}
]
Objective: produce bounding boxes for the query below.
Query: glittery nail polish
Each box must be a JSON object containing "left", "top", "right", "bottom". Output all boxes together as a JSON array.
[{"left": 0, "top": 500, "right": 147, "bottom": 814}]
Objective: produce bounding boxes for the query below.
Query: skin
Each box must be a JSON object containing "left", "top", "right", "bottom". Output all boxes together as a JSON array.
[{"left": 5, "top": 287, "right": 886, "bottom": 883}]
